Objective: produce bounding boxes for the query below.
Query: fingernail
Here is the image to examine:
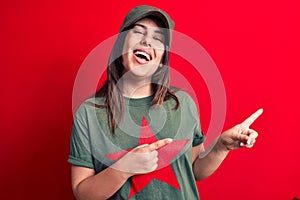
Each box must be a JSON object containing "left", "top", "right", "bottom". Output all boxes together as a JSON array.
[
  {"left": 247, "top": 139, "right": 254, "bottom": 145},
  {"left": 259, "top": 108, "right": 264, "bottom": 113},
  {"left": 167, "top": 138, "right": 173, "bottom": 142},
  {"left": 240, "top": 142, "right": 245, "bottom": 147}
]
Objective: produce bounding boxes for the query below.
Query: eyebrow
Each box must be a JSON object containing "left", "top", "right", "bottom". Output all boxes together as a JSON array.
[{"left": 134, "top": 23, "right": 165, "bottom": 35}]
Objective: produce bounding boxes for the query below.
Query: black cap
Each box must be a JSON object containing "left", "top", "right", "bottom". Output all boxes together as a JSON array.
[{"left": 120, "top": 5, "right": 174, "bottom": 46}]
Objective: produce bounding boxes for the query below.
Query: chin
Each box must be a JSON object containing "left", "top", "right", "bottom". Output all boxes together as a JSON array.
[{"left": 125, "top": 64, "right": 159, "bottom": 78}]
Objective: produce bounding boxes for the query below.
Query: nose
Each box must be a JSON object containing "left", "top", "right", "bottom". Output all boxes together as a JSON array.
[{"left": 140, "top": 35, "right": 152, "bottom": 47}]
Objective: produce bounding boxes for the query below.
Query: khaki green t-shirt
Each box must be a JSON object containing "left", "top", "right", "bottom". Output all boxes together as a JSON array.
[{"left": 68, "top": 91, "right": 205, "bottom": 199}]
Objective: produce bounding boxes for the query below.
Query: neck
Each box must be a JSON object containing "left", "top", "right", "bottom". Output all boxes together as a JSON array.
[{"left": 120, "top": 76, "right": 153, "bottom": 98}]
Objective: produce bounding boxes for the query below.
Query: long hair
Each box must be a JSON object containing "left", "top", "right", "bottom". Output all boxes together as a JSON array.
[{"left": 95, "top": 18, "right": 180, "bottom": 133}]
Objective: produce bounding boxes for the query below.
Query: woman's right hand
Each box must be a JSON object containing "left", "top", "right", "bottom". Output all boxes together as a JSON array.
[{"left": 111, "top": 138, "right": 173, "bottom": 177}]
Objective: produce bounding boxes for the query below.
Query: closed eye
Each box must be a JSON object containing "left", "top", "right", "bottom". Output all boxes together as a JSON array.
[
  {"left": 153, "top": 36, "right": 164, "bottom": 43},
  {"left": 133, "top": 30, "right": 144, "bottom": 35}
]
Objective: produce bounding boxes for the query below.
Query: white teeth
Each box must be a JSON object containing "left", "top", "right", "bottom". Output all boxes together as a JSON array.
[{"left": 135, "top": 51, "right": 151, "bottom": 61}]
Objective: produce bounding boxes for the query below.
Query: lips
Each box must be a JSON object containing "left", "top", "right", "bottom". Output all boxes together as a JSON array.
[{"left": 133, "top": 49, "right": 152, "bottom": 63}]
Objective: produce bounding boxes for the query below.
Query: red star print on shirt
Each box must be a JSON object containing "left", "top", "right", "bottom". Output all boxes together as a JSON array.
[{"left": 107, "top": 116, "right": 189, "bottom": 199}]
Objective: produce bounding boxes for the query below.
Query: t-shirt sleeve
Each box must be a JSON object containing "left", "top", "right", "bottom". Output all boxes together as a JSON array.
[
  {"left": 178, "top": 91, "right": 205, "bottom": 147},
  {"left": 190, "top": 101, "right": 205, "bottom": 147},
  {"left": 68, "top": 105, "right": 94, "bottom": 169},
  {"left": 192, "top": 119, "right": 205, "bottom": 147}
]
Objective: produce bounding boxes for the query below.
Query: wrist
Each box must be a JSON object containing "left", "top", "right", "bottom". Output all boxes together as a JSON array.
[
  {"left": 215, "top": 138, "right": 230, "bottom": 154},
  {"left": 109, "top": 164, "right": 133, "bottom": 180}
]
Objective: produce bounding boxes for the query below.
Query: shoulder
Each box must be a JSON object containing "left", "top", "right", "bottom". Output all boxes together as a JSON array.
[
  {"left": 163, "top": 89, "right": 197, "bottom": 110},
  {"left": 174, "top": 90, "right": 200, "bottom": 115},
  {"left": 74, "top": 97, "right": 106, "bottom": 119},
  {"left": 85, "top": 96, "right": 106, "bottom": 106},
  {"left": 175, "top": 90, "right": 195, "bottom": 105}
]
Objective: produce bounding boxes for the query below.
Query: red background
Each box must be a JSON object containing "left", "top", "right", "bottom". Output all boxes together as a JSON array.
[{"left": 1, "top": 0, "right": 299, "bottom": 199}]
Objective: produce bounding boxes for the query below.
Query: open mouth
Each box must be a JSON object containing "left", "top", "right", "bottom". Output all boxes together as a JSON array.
[{"left": 133, "top": 49, "right": 152, "bottom": 62}]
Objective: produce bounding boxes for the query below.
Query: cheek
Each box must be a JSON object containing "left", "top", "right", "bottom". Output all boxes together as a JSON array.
[
  {"left": 122, "top": 34, "right": 140, "bottom": 53},
  {"left": 121, "top": 39, "right": 131, "bottom": 66},
  {"left": 122, "top": 34, "right": 134, "bottom": 54},
  {"left": 121, "top": 44, "right": 130, "bottom": 67},
  {"left": 122, "top": 39, "right": 130, "bottom": 55},
  {"left": 156, "top": 50, "right": 165, "bottom": 62}
]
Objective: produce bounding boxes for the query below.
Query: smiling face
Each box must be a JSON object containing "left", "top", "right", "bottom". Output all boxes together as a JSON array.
[{"left": 121, "top": 18, "right": 166, "bottom": 78}]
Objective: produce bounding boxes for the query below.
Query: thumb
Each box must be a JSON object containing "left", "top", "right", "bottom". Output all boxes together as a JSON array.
[{"left": 131, "top": 144, "right": 151, "bottom": 153}]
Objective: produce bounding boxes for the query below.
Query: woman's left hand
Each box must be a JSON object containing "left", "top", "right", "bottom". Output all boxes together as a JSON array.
[{"left": 219, "top": 109, "right": 263, "bottom": 150}]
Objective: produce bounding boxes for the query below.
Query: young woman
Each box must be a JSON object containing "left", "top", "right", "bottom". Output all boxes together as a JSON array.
[{"left": 68, "top": 5, "right": 262, "bottom": 200}]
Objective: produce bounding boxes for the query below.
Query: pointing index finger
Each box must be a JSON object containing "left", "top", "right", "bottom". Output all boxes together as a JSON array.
[
  {"left": 241, "top": 108, "right": 263, "bottom": 128},
  {"left": 149, "top": 138, "right": 173, "bottom": 151}
]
